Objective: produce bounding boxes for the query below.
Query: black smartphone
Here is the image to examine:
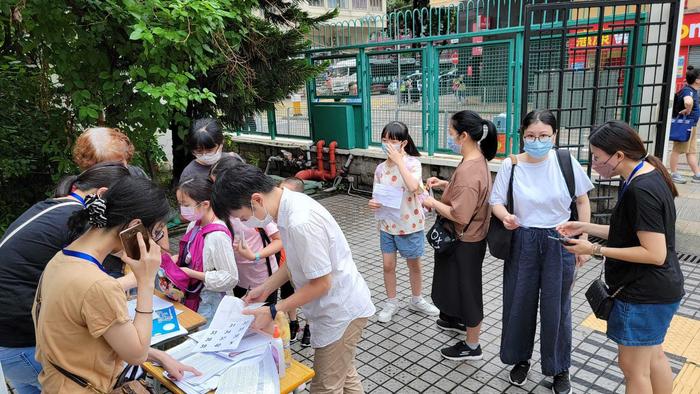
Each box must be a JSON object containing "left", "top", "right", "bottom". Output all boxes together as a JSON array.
[
  {"left": 119, "top": 223, "right": 150, "bottom": 260},
  {"left": 547, "top": 235, "right": 573, "bottom": 245}
]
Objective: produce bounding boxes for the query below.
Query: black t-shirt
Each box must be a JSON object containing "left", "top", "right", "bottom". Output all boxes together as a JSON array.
[
  {"left": 606, "top": 171, "right": 685, "bottom": 304},
  {"left": 0, "top": 198, "right": 83, "bottom": 347}
]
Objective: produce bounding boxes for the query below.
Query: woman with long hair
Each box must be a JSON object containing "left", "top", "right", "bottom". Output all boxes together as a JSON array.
[{"left": 559, "top": 121, "right": 684, "bottom": 394}]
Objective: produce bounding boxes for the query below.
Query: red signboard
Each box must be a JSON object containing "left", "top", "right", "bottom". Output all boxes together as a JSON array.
[
  {"left": 681, "top": 12, "right": 700, "bottom": 47},
  {"left": 451, "top": 52, "right": 459, "bottom": 65}
]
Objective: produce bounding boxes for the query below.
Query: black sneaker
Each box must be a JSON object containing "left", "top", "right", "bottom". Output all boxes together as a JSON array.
[
  {"left": 300, "top": 324, "right": 311, "bottom": 348},
  {"left": 509, "top": 361, "right": 531, "bottom": 386},
  {"left": 552, "top": 370, "right": 572, "bottom": 394},
  {"left": 289, "top": 320, "right": 299, "bottom": 343},
  {"left": 436, "top": 319, "right": 466, "bottom": 334},
  {"left": 440, "top": 341, "right": 483, "bottom": 361}
]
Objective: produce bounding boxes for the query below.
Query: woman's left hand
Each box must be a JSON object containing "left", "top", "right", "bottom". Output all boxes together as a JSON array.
[
  {"left": 563, "top": 238, "right": 593, "bottom": 256},
  {"left": 422, "top": 196, "right": 436, "bottom": 209},
  {"left": 386, "top": 143, "right": 403, "bottom": 164}
]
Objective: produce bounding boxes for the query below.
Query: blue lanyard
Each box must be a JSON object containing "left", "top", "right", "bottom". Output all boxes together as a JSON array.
[
  {"left": 69, "top": 192, "right": 85, "bottom": 206},
  {"left": 619, "top": 161, "right": 645, "bottom": 198},
  {"left": 62, "top": 249, "right": 107, "bottom": 273}
]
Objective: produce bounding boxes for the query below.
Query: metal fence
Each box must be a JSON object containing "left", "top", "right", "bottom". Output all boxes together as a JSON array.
[{"left": 236, "top": 0, "right": 679, "bottom": 168}]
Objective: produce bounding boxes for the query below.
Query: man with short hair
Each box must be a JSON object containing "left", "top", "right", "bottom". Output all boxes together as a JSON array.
[
  {"left": 212, "top": 165, "right": 375, "bottom": 393},
  {"left": 671, "top": 66, "right": 700, "bottom": 184}
]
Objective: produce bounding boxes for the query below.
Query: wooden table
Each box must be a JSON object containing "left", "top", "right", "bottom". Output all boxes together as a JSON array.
[
  {"left": 142, "top": 359, "right": 315, "bottom": 394},
  {"left": 155, "top": 292, "right": 207, "bottom": 333}
]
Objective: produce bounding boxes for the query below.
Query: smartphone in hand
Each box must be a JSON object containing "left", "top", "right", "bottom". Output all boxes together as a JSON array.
[
  {"left": 119, "top": 223, "right": 150, "bottom": 260},
  {"left": 547, "top": 235, "right": 573, "bottom": 246}
]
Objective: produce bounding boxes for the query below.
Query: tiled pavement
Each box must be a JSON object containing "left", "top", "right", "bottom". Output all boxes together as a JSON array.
[{"left": 286, "top": 193, "right": 700, "bottom": 394}]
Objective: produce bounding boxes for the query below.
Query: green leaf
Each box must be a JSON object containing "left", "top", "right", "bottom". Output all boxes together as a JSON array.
[{"left": 129, "top": 28, "right": 144, "bottom": 40}]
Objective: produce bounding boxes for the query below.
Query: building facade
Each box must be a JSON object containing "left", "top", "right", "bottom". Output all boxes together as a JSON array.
[{"left": 677, "top": 0, "right": 700, "bottom": 90}]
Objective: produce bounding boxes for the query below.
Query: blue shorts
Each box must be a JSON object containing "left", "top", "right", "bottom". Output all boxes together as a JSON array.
[
  {"left": 607, "top": 299, "right": 680, "bottom": 346},
  {"left": 380, "top": 230, "right": 424, "bottom": 259}
]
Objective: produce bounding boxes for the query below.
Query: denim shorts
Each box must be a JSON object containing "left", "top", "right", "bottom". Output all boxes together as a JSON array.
[
  {"left": 380, "top": 230, "right": 424, "bottom": 259},
  {"left": 607, "top": 299, "right": 680, "bottom": 346}
]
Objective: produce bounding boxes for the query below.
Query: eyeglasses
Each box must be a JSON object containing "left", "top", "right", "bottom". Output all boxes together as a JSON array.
[{"left": 523, "top": 135, "right": 554, "bottom": 144}]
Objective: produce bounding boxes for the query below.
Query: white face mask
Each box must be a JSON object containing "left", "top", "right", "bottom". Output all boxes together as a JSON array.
[
  {"left": 195, "top": 147, "right": 222, "bottom": 166},
  {"left": 242, "top": 199, "right": 273, "bottom": 228}
]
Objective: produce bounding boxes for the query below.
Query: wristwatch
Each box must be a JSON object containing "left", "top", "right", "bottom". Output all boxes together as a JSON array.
[
  {"left": 592, "top": 243, "right": 604, "bottom": 258},
  {"left": 269, "top": 303, "right": 277, "bottom": 320}
]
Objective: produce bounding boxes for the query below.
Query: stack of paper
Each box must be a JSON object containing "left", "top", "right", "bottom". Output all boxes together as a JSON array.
[{"left": 372, "top": 183, "right": 403, "bottom": 222}]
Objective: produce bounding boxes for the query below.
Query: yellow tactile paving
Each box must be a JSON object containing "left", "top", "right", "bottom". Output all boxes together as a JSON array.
[
  {"left": 580, "top": 313, "right": 700, "bottom": 361},
  {"left": 673, "top": 363, "right": 700, "bottom": 394}
]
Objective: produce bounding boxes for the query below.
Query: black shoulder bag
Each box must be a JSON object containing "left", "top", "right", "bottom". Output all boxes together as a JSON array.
[
  {"left": 554, "top": 148, "right": 578, "bottom": 221},
  {"left": 487, "top": 155, "right": 517, "bottom": 260}
]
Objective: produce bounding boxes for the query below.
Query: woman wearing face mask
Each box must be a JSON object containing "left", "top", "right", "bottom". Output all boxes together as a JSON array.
[
  {"left": 558, "top": 121, "right": 683, "bottom": 394},
  {"left": 0, "top": 162, "right": 129, "bottom": 393},
  {"left": 422, "top": 110, "right": 497, "bottom": 361},
  {"left": 490, "top": 109, "right": 593, "bottom": 393},
  {"left": 167, "top": 177, "right": 238, "bottom": 319},
  {"left": 33, "top": 176, "right": 200, "bottom": 393},
  {"left": 179, "top": 118, "right": 244, "bottom": 184},
  {"left": 368, "top": 121, "right": 439, "bottom": 324}
]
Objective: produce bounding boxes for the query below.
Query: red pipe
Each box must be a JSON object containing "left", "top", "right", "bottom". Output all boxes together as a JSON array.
[{"left": 295, "top": 140, "right": 338, "bottom": 182}]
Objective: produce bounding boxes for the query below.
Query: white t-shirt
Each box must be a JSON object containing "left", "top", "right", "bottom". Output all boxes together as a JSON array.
[
  {"left": 185, "top": 219, "right": 239, "bottom": 292},
  {"left": 276, "top": 189, "right": 375, "bottom": 348},
  {"left": 489, "top": 150, "right": 594, "bottom": 228}
]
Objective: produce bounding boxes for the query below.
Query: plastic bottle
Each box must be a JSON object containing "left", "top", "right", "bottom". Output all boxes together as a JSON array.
[
  {"left": 274, "top": 311, "right": 293, "bottom": 368},
  {"left": 272, "top": 325, "right": 286, "bottom": 377}
]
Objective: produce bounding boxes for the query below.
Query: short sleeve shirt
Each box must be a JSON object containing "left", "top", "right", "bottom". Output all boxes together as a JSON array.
[
  {"left": 374, "top": 156, "right": 425, "bottom": 235},
  {"left": 230, "top": 218, "right": 279, "bottom": 289},
  {"left": 34, "top": 252, "right": 130, "bottom": 393},
  {"left": 0, "top": 198, "right": 83, "bottom": 347},
  {"left": 180, "top": 152, "right": 245, "bottom": 182},
  {"left": 276, "top": 189, "right": 375, "bottom": 348},
  {"left": 680, "top": 85, "right": 700, "bottom": 124},
  {"left": 441, "top": 157, "right": 492, "bottom": 242},
  {"left": 606, "top": 171, "right": 685, "bottom": 304}
]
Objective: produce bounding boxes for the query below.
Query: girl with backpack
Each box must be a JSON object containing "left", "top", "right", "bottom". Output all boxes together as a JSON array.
[{"left": 159, "top": 177, "right": 238, "bottom": 320}]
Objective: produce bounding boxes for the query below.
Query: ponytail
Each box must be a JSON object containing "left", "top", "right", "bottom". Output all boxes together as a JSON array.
[
  {"left": 645, "top": 155, "right": 679, "bottom": 197},
  {"left": 54, "top": 175, "right": 79, "bottom": 197},
  {"left": 381, "top": 121, "right": 421, "bottom": 157},
  {"left": 450, "top": 110, "right": 498, "bottom": 161},
  {"left": 479, "top": 119, "right": 498, "bottom": 161}
]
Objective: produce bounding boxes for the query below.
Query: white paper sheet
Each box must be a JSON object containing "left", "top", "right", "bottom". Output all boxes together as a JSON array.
[
  {"left": 194, "top": 318, "right": 253, "bottom": 353},
  {"left": 217, "top": 345, "right": 279, "bottom": 394},
  {"left": 372, "top": 183, "right": 404, "bottom": 209},
  {"left": 209, "top": 296, "right": 264, "bottom": 330}
]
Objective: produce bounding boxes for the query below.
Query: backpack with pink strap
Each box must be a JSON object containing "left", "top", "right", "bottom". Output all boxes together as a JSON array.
[{"left": 157, "top": 221, "right": 231, "bottom": 311}]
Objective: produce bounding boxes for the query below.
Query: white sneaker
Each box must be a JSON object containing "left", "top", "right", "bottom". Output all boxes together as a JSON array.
[
  {"left": 408, "top": 297, "right": 440, "bottom": 316},
  {"left": 377, "top": 301, "right": 400, "bottom": 323}
]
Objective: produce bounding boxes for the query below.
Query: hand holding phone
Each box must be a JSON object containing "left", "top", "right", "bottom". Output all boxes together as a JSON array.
[
  {"left": 120, "top": 224, "right": 161, "bottom": 285},
  {"left": 119, "top": 223, "right": 151, "bottom": 260},
  {"left": 547, "top": 235, "right": 573, "bottom": 246}
]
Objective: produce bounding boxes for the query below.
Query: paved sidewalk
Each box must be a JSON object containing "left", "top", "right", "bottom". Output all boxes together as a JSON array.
[{"left": 287, "top": 193, "right": 700, "bottom": 394}]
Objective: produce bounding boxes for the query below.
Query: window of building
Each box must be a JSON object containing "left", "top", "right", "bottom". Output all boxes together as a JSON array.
[
  {"left": 353, "top": 0, "right": 367, "bottom": 9},
  {"left": 307, "top": 0, "right": 323, "bottom": 6},
  {"left": 328, "top": 0, "right": 349, "bottom": 9},
  {"left": 369, "top": 0, "right": 382, "bottom": 11}
]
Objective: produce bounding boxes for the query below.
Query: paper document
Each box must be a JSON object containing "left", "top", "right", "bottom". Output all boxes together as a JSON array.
[
  {"left": 217, "top": 345, "right": 279, "bottom": 394},
  {"left": 151, "top": 306, "right": 188, "bottom": 345},
  {"left": 209, "top": 296, "right": 264, "bottom": 330},
  {"left": 194, "top": 319, "right": 253, "bottom": 353},
  {"left": 372, "top": 183, "right": 404, "bottom": 209}
]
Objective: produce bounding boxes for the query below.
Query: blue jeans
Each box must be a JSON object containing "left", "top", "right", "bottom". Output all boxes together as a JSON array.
[
  {"left": 500, "top": 227, "right": 575, "bottom": 376},
  {"left": 0, "top": 346, "right": 42, "bottom": 394}
]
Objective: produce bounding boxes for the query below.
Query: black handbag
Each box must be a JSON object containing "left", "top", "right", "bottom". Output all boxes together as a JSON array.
[
  {"left": 487, "top": 155, "right": 517, "bottom": 260},
  {"left": 585, "top": 258, "right": 626, "bottom": 321},
  {"left": 426, "top": 215, "right": 463, "bottom": 256}
]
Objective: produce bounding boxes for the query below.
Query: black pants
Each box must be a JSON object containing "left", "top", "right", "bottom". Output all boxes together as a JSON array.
[{"left": 233, "top": 285, "right": 278, "bottom": 304}]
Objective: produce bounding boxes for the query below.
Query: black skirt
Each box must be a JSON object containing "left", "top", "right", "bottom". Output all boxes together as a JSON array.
[{"left": 431, "top": 239, "right": 486, "bottom": 328}]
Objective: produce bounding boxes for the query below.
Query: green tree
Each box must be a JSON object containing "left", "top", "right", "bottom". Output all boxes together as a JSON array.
[{"left": 0, "top": 0, "right": 334, "bottom": 230}]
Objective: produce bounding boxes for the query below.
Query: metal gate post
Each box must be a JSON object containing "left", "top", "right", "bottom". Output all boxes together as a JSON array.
[{"left": 359, "top": 49, "right": 371, "bottom": 149}]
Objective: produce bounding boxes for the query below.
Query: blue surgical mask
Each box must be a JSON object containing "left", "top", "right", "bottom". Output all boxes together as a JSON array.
[
  {"left": 381, "top": 143, "right": 402, "bottom": 154},
  {"left": 523, "top": 140, "right": 554, "bottom": 158},
  {"left": 447, "top": 135, "right": 462, "bottom": 154}
]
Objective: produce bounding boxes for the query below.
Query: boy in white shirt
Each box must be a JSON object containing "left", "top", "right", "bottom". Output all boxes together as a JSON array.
[{"left": 212, "top": 164, "right": 375, "bottom": 393}]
